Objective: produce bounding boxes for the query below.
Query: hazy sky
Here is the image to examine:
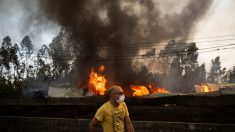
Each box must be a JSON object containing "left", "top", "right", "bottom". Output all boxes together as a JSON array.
[
  {"left": 0, "top": 0, "right": 235, "bottom": 70},
  {"left": 194, "top": 0, "right": 235, "bottom": 70}
]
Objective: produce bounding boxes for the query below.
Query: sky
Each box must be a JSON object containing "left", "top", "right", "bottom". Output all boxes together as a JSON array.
[
  {"left": 193, "top": 0, "right": 235, "bottom": 70},
  {"left": 0, "top": 0, "right": 235, "bottom": 71},
  {"left": 0, "top": 0, "right": 60, "bottom": 49}
]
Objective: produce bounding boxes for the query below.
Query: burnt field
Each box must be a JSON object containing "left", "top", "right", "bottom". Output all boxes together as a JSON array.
[{"left": 0, "top": 93, "right": 235, "bottom": 123}]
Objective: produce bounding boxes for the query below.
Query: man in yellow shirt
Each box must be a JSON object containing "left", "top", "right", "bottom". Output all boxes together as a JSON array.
[{"left": 89, "top": 85, "right": 135, "bottom": 132}]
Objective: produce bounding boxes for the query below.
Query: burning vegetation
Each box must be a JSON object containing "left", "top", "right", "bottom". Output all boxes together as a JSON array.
[
  {"left": 87, "top": 65, "right": 170, "bottom": 96},
  {"left": 130, "top": 85, "right": 150, "bottom": 96},
  {"left": 199, "top": 84, "right": 211, "bottom": 93},
  {"left": 194, "top": 83, "right": 219, "bottom": 93},
  {"left": 130, "top": 84, "right": 170, "bottom": 96},
  {"left": 88, "top": 65, "right": 107, "bottom": 95}
]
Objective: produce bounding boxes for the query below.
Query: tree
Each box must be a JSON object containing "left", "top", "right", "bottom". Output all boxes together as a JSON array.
[
  {"left": 49, "top": 29, "right": 70, "bottom": 80},
  {"left": 228, "top": 67, "right": 235, "bottom": 83},
  {"left": 36, "top": 45, "right": 52, "bottom": 81},
  {"left": 20, "top": 36, "right": 33, "bottom": 56},
  {"left": 0, "top": 36, "right": 19, "bottom": 81},
  {"left": 160, "top": 41, "right": 205, "bottom": 93},
  {"left": 181, "top": 42, "right": 200, "bottom": 93},
  {"left": 20, "top": 36, "right": 35, "bottom": 78},
  {"left": 207, "top": 56, "right": 222, "bottom": 83},
  {"left": 1, "top": 36, "right": 13, "bottom": 70},
  {"left": 194, "top": 63, "right": 206, "bottom": 84},
  {"left": 0, "top": 36, "right": 22, "bottom": 96},
  {"left": 168, "top": 55, "right": 183, "bottom": 92},
  {"left": 159, "top": 40, "right": 184, "bottom": 92}
]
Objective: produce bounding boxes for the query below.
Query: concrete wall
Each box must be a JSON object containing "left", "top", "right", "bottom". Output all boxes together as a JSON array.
[
  {"left": 48, "top": 87, "right": 83, "bottom": 98},
  {"left": 0, "top": 116, "right": 235, "bottom": 132}
]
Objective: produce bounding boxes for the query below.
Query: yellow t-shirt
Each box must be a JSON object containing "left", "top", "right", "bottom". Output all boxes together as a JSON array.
[{"left": 95, "top": 101, "right": 129, "bottom": 132}]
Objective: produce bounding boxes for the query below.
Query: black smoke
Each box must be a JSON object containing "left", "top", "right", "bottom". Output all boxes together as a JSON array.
[{"left": 39, "top": 0, "right": 213, "bottom": 89}]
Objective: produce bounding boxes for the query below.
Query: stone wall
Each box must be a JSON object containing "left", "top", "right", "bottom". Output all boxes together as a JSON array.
[{"left": 0, "top": 116, "right": 235, "bottom": 132}]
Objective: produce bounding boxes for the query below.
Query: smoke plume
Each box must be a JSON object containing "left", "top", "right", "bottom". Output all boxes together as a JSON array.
[{"left": 39, "top": 0, "right": 213, "bottom": 88}]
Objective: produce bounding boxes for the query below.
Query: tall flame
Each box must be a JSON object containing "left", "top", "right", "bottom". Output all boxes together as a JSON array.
[
  {"left": 130, "top": 84, "right": 170, "bottom": 96},
  {"left": 88, "top": 65, "right": 107, "bottom": 95},
  {"left": 199, "top": 83, "right": 211, "bottom": 93}
]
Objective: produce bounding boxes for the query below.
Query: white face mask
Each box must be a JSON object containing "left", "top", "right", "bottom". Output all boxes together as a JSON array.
[{"left": 116, "top": 95, "right": 125, "bottom": 103}]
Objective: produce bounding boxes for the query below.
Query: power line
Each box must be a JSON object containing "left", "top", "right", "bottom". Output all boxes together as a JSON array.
[
  {"left": 47, "top": 37, "right": 235, "bottom": 52},
  {"left": 190, "top": 34, "right": 235, "bottom": 40},
  {"left": 52, "top": 43, "right": 235, "bottom": 56},
  {"left": 97, "top": 34, "right": 235, "bottom": 48},
  {"left": 50, "top": 45, "right": 235, "bottom": 61},
  {"left": 26, "top": 39, "right": 235, "bottom": 60},
  {"left": 197, "top": 43, "right": 235, "bottom": 50},
  {"left": 198, "top": 46, "right": 235, "bottom": 53}
]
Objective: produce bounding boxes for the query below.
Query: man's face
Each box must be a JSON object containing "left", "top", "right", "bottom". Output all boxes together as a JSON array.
[{"left": 110, "top": 87, "right": 124, "bottom": 102}]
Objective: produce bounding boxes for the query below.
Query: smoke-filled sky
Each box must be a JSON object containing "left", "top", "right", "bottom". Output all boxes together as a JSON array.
[
  {"left": 0, "top": 0, "right": 60, "bottom": 49},
  {"left": 0, "top": 0, "right": 235, "bottom": 71}
]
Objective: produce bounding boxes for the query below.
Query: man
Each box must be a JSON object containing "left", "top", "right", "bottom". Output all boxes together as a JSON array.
[{"left": 89, "top": 85, "right": 135, "bottom": 132}]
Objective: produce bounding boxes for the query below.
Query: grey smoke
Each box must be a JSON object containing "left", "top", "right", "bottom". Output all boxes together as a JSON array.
[
  {"left": 38, "top": 0, "right": 213, "bottom": 88},
  {"left": 0, "top": 0, "right": 59, "bottom": 49},
  {"left": 0, "top": 0, "right": 213, "bottom": 90}
]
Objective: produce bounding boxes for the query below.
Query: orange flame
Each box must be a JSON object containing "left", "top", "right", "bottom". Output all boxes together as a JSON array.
[
  {"left": 88, "top": 65, "right": 107, "bottom": 95},
  {"left": 199, "top": 83, "right": 211, "bottom": 93},
  {"left": 99, "top": 65, "right": 105, "bottom": 72},
  {"left": 149, "top": 84, "right": 170, "bottom": 94},
  {"left": 130, "top": 85, "right": 150, "bottom": 96},
  {"left": 130, "top": 84, "right": 170, "bottom": 96}
]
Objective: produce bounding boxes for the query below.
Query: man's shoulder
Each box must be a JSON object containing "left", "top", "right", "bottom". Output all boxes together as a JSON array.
[
  {"left": 98, "top": 101, "right": 110, "bottom": 110},
  {"left": 120, "top": 102, "right": 127, "bottom": 107}
]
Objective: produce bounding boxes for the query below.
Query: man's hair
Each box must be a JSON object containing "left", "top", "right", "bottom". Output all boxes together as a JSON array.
[{"left": 106, "top": 85, "right": 122, "bottom": 97}]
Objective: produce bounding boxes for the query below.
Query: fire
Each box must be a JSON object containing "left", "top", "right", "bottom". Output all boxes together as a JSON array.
[
  {"left": 149, "top": 84, "right": 170, "bottom": 94},
  {"left": 99, "top": 65, "right": 105, "bottom": 72},
  {"left": 88, "top": 65, "right": 107, "bottom": 95},
  {"left": 87, "top": 65, "right": 170, "bottom": 96},
  {"left": 130, "top": 84, "right": 170, "bottom": 96},
  {"left": 130, "top": 85, "right": 150, "bottom": 96},
  {"left": 199, "top": 83, "right": 211, "bottom": 92}
]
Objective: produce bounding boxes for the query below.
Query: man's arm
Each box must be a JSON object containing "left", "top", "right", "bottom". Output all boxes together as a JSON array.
[
  {"left": 125, "top": 115, "right": 135, "bottom": 132},
  {"left": 89, "top": 117, "right": 100, "bottom": 132}
]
